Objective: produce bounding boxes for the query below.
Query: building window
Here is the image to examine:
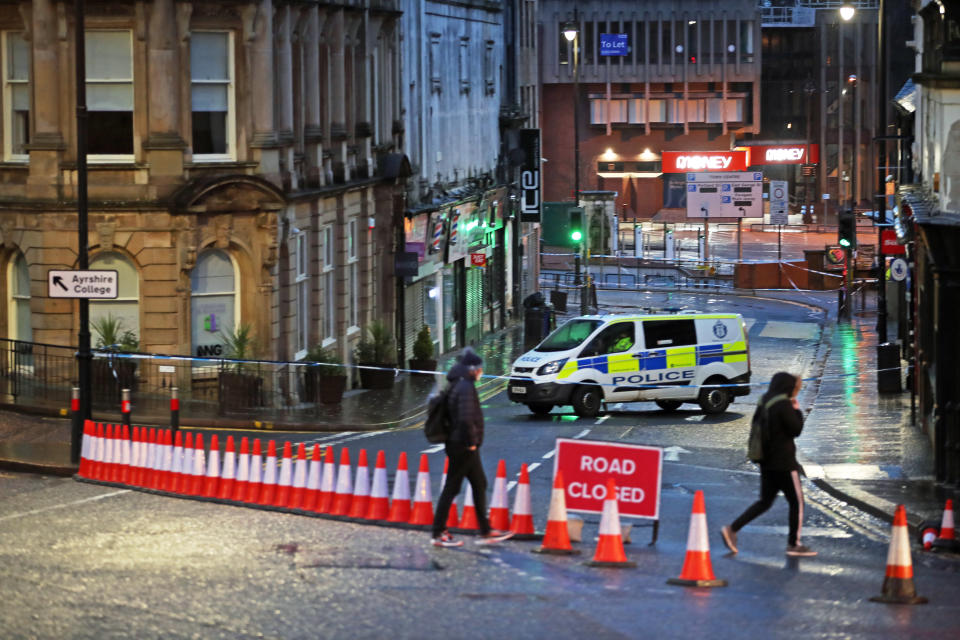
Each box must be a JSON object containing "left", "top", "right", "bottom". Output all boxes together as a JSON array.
[
  {"left": 191, "top": 31, "right": 235, "bottom": 160},
  {"left": 321, "top": 226, "right": 336, "bottom": 341},
  {"left": 3, "top": 32, "right": 29, "bottom": 161},
  {"left": 429, "top": 33, "right": 442, "bottom": 93},
  {"left": 90, "top": 252, "right": 139, "bottom": 345},
  {"left": 86, "top": 30, "right": 134, "bottom": 160},
  {"left": 190, "top": 250, "right": 236, "bottom": 358},
  {"left": 459, "top": 37, "right": 471, "bottom": 94},
  {"left": 295, "top": 231, "right": 309, "bottom": 358},
  {"left": 346, "top": 218, "right": 359, "bottom": 329},
  {"left": 484, "top": 40, "right": 496, "bottom": 95},
  {"left": 7, "top": 252, "right": 31, "bottom": 342}
]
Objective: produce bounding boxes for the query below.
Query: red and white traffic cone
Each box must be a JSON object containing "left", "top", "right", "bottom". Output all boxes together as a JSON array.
[
  {"left": 232, "top": 437, "right": 250, "bottom": 501},
  {"left": 667, "top": 490, "right": 725, "bottom": 586},
  {"left": 90, "top": 423, "right": 105, "bottom": 481},
  {"left": 154, "top": 429, "right": 170, "bottom": 490},
  {"left": 274, "top": 441, "right": 294, "bottom": 508},
  {"left": 366, "top": 450, "right": 390, "bottom": 520},
  {"left": 188, "top": 433, "right": 206, "bottom": 496},
  {"left": 119, "top": 424, "right": 132, "bottom": 485},
  {"left": 290, "top": 443, "right": 308, "bottom": 509},
  {"left": 387, "top": 452, "right": 411, "bottom": 523},
  {"left": 510, "top": 463, "right": 537, "bottom": 539},
  {"left": 441, "top": 457, "right": 459, "bottom": 529},
  {"left": 132, "top": 426, "right": 145, "bottom": 487},
  {"left": 585, "top": 478, "right": 636, "bottom": 569},
  {"left": 933, "top": 499, "right": 958, "bottom": 551},
  {"left": 871, "top": 504, "right": 928, "bottom": 604},
  {"left": 246, "top": 439, "right": 263, "bottom": 504},
  {"left": 317, "top": 446, "right": 336, "bottom": 513},
  {"left": 157, "top": 429, "right": 173, "bottom": 491},
  {"left": 533, "top": 470, "right": 578, "bottom": 555},
  {"left": 104, "top": 423, "right": 118, "bottom": 483},
  {"left": 144, "top": 427, "right": 157, "bottom": 489},
  {"left": 180, "top": 432, "right": 195, "bottom": 494},
  {"left": 489, "top": 459, "right": 511, "bottom": 531},
  {"left": 78, "top": 421, "right": 94, "bottom": 479},
  {"left": 409, "top": 454, "right": 434, "bottom": 526},
  {"left": 218, "top": 436, "right": 237, "bottom": 500},
  {"left": 348, "top": 449, "right": 370, "bottom": 519},
  {"left": 259, "top": 440, "right": 278, "bottom": 506},
  {"left": 169, "top": 430, "right": 185, "bottom": 494},
  {"left": 331, "top": 448, "right": 353, "bottom": 516},
  {"left": 202, "top": 434, "right": 221, "bottom": 498},
  {"left": 922, "top": 527, "right": 938, "bottom": 551},
  {"left": 303, "top": 444, "right": 322, "bottom": 511},
  {"left": 458, "top": 482, "right": 480, "bottom": 531}
]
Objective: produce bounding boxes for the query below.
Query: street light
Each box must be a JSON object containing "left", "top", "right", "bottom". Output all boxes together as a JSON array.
[
  {"left": 563, "top": 15, "right": 585, "bottom": 309},
  {"left": 839, "top": 5, "right": 856, "bottom": 22},
  {"left": 837, "top": 4, "right": 855, "bottom": 319}
]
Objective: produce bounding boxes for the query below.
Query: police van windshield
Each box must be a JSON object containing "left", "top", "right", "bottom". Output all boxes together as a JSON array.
[{"left": 536, "top": 319, "right": 603, "bottom": 352}]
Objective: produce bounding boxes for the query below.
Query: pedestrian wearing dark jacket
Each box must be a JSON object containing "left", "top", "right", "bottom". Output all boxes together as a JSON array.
[
  {"left": 431, "top": 348, "right": 513, "bottom": 547},
  {"left": 721, "top": 372, "right": 817, "bottom": 557}
]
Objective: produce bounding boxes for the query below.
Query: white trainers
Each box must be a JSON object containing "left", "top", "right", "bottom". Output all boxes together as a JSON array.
[
  {"left": 475, "top": 529, "right": 514, "bottom": 545},
  {"left": 786, "top": 544, "right": 817, "bottom": 557},
  {"left": 431, "top": 532, "right": 464, "bottom": 548}
]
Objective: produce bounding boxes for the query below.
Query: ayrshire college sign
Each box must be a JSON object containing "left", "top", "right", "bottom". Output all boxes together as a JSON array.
[{"left": 662, "top": 150, "right": 748, "bottom": 173}]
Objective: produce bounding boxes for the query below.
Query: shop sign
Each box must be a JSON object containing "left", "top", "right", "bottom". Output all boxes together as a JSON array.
[
  {"left": 520, "top": 129, "right": 541, "bottom": 222},
  {"left": 881, "top": 229, "right": 906, "bottom": 255},
  {"left": 662, "top": 150, "right": 748, "bottom": 173},
  {"left": 745, "top": 144, "right": 819, "bottom": 165},
  {"left": 470, "top": 253, "right": 487, "bottom": 267}
]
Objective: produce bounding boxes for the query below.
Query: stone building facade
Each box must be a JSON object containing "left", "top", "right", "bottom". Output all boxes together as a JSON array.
[{"left": 0, "top": 1, "right": 405, "bottom": 384}]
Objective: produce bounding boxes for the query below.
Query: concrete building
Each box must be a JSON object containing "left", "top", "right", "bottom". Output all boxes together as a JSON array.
[{"left": 0, "top": 1, "right": 405, "bottom": 393}]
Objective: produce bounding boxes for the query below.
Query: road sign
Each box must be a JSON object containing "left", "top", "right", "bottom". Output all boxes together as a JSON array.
[
  {"left": 890, "top": 258, "right": 907, "bottom": 282},
  {"left": 47, "top": 270, "right": 118, "bottom": 299},
  {"left": 554, "top": 437, "right": 662, "bottom": 519},
  {"left": 685, "top": 171, "right": 763, "bottom": 218}
]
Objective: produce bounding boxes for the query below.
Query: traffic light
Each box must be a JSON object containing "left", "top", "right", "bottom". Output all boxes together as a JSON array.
[
  {"left": 838, "top": 208, "right": 857, "bottom": 249},
  {"left": 569, "top": 208, "right": 584, "bottom": 245}
]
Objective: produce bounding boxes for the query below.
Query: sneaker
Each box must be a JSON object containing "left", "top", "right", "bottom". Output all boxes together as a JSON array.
[
  {"left": 720, "top": 526, "right": 738, "bottom": 554},
  {"left": 431, "top": 532, "right": 464, "bottom": 548},
  {"left": 475, "top": 529, "right": 515, "bottom": 545},
  {"left": 786, "top": 544, "right": 817, "bottom": 557}
]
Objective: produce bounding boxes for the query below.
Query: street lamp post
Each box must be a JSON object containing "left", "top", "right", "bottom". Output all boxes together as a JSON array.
[
  {"left": 563, "top": 17, "right": 585, "bottom": 310},
  {"left": 839, "top": 5, "right": 855, "bottom": 321},
  {"left": 876, "top": 0, "right": 889, "bottom": 343}
]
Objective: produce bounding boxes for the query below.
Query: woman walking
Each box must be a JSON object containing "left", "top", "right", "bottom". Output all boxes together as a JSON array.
[{"left": 721, "top": 372, "right": 817, "bottom": 557}]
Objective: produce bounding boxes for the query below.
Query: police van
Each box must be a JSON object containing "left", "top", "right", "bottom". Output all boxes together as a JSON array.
[{"left": 507, "top": 312, "right": 750, "bottom": 417}]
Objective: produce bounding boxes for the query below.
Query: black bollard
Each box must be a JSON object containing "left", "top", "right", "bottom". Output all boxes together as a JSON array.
[
  {"left": 170, "top": 387, "right": 180, "bottom": 433},
  {"left": 121, "top": 388, "right": 131, "bottom": 429}
]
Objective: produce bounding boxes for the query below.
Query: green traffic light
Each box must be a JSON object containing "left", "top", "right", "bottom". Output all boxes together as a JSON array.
[
  {"left": 839, "top": 238, "right": 851, "bottom": 248},
  {"left": 571, "top": 230, "right": 582, "bottom": 241}
]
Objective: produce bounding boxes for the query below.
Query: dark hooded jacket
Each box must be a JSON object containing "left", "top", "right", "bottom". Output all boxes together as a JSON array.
[
  {"left": 760, "top": 372, "right": 805, "bottom": 471},
  {"left": 445, "top": 362, "right": 484, "bottom": 448}
]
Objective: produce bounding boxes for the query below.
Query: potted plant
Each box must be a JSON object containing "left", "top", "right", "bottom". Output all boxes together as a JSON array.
[
  {"left": 218, "top": 323, "right": 264, "bottom": 409},
  {"left": 408, "top": 325, "right": 437, "bottom": 377},
  {"left": 354, "top": 320, "right": 397, "bottom": 389},
  {"left": 91, "top": 315, "right": 139, "bottom": 403},
  {"left": 304, "top": 345, "right": 347, "bottom": 404}
]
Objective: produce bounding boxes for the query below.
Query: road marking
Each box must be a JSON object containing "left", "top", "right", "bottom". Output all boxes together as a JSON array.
[
  {"left": 573, "top": 429, "right": 591, "bottom": 439},
  {"left": 527, "top": 462, "right": 541, "bottom": 474},
  {"left": 594, "top": 416, "right": 609, "bottom": 425},
  {"left": 541, "top": 450, "right": 555, "bottom": 460},
  {"left": 0, "top": 489, "right": 130, "bottom": 523},
  {"left": 740, "top": 525, "right": 852, "bottom": 538},
  {"left": 421, "top": 443, "right": 445, "bottom": 454}
]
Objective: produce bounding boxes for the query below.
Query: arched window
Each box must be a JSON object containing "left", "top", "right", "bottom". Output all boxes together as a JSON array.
[
  {"left": 190, "top": 249, "right": 236, "bottom": 358},
  {"left": 90, "top": 252, "right": 139, "bottom": 347},
  {"left": 7, "top": 252, "right": 31, "bottom": 342}
]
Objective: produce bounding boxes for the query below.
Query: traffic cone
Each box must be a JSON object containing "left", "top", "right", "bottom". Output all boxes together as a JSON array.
[
  {"left": 104, "top": 423, "right": 118, "bottom": 483},
  {"left": 510, "top": 463, "right": 537, "bottom": 539},
  {"left": 667, "top": 490, "right": 725, "bottom": 586},
  {"left": 157, "top": 429, "right": 173, "bottom": 491},
  {"left": 78, "top": 421, "right": 94, "bottom": 479},
  {"left": 144, "top": 428, "right": 157, "bottom": 489},
  {"left": 348, "top": 449, "right": 370, "bottom": 519},
  {"left": 118, "top": 424, "right": 132, "bottom": 485},
  {"left": 290, "top": 443, "right": 308, "bottom": 509},
  {"left": 440, "top": 457, "right": 459, "bottom": 529},
  {"left": 188, "top": 433, "right": 206, "bottom": 496},
  {"left": 201, "top": 434, "right": 220, "bottom": 498},
  {"left": 458, "top": 482, "right": 480, "bottom": 531},
  {"left": 387, "top": 452, "right": 411, "bottom": 523},
  {"left": 317, "top": 446, "right": 336, "bottom": 513},
  {"left": 366, "top": 450, "right": 390, "bottom": 520},
  {"left": 871, "top": 504, "right": 928, "bottom": 604},
  {"left": 533, "top": 471, "right": 578, "bottom": 554},
  {"left": 218, "top": 436, "right": 237, "bottom": 500},
  {"left": 90, "top": 422, "right": 105, "bottom": 481},
  {"left": 933, "top": 499, "right": 958, "bottom": 551},
  {"left": 232, "top": 437, "right": 250, "bottom": 501},
  {"left": 180, "top": 432, "right": 195, "bottom": 494},
  {"left": 259, "top": 440, "right": 278, "bottom": 506},
  {"left": 130, "top": 426, "right": 143, "bottom": 487},
  {"left": 922, "top": 527, "right": 938, "bottom": 551},
  {"left": 303, "top": 444, "right": 322, "bottom": 511},
  {"left": 247, "top": 439, "right": 263, "bottom": 504},
  {"left": 274, "top": 441, "right": 294, "bottom": 507},
  {"left": 331, "top": 448, "right": 353, "bottom": 516},
  {"left": 489, "top": 459, "right": 511, "bottom": 531},
  {"left": 409, "top": 454, "right": 434, "bottom": 526},
  {"left": 169, "top": 430, "right": 184, "bottom": 494},
  {"left": 585, "top": 478, "right": 636, "bottom": 568}
]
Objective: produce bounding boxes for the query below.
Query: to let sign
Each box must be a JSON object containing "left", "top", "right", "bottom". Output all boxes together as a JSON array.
[
  {"left": 470, "top": 253, "right": 487, "bottom": 267},
  {"left": 599, "top": 33, "right": 628, "bottom": 56},
  {"left": 554, "top": 438, "right": 662, "bottom": 519},
  {"left": 47, "top": 270, "right": 118, "bottom": 299}
]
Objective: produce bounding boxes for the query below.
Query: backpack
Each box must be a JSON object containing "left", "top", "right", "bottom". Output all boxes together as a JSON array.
[
  {"left": 424, "top": 385, "right": 453, "bottom": 443},
  {"left": 747, "top": 393, "right": 788, "bottom": 463}
]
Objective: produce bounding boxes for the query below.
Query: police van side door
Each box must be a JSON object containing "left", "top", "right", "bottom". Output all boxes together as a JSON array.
[
  {"left": 635, "top": 318, "right": 698, "bottom": 398},
  {"left": 574, "top": 322, "right": 639, "bottom": 397}
]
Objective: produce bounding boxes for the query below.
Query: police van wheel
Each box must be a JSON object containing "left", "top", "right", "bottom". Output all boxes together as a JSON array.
[
  {"left": 655, "top": 400, "right": 683, "bottom": 412},
  {"left": 571, "top": 385, "right": 603, "bottom": 418},
  {"left": 528, "top": 403, "right": 553, "bottom": 416},
  {"left": 698, "top": 384, "right": 731, "bottom": 414}
]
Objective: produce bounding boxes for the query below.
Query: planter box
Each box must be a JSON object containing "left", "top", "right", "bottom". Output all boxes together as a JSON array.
[
  {"left": 358, "top": 363, "right": 395, "bottom": 390},
  {"left": 304, "top": 368, "right": 347, "bottom": 404},
  {"left": 408, "top": 358, "right": 438, "bottom": 377}
]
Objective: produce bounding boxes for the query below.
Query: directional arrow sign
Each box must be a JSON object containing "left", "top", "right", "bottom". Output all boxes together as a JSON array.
[
  {"left": 662, "top": 446, "right": 691, "bottom": 462},
  {"left": 47, "top": 270, "right": 119, "bottom": 299}
]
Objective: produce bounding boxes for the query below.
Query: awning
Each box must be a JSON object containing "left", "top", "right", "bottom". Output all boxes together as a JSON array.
[{"left": 894, "top": 79, "right": 917, "bottom": 115}]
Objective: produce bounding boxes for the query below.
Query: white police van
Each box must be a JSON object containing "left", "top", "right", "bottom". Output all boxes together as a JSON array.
[{"left": 507, "top": 312, "right": 751, "bottom": 417}]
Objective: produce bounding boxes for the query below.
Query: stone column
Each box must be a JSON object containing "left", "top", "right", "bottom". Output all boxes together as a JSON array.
[
  {"left": 27, "top": 0, "right": 65, "bottom": 196},
  {"left": 328, "top": 9, "right": 347, "bottom": 182},
  {"left": 302, "top": 6, "right": 323, "bottom": 187},
  {"left": 275, "top": 5, "right": 295, "bottom": 189},
  {"left": 144, "top": 0, "right": 185, "bottom": 187},
  {"left": 243, "top": 0, "right": 280, "bottom": 183}
]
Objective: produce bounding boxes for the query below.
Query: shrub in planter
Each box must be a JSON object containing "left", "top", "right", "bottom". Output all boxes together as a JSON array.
[
  {"left": 91, "top": 315, "right": 139, "bottom": 404},
  {"left": 218, "top": 323, "right": 264, "bottom": 409},
  {"left": 355, "top": 321, "right": 397, "bottom": 389},
  {"left": 304, "top": 345, "right": 346, "bottom": 404},
  {"left": 408, "top": 325, "right": 438, "bottom": 377}
]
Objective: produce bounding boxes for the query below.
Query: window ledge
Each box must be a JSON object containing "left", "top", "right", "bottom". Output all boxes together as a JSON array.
[
  {"left": 185, "top": 160, "right": 258, "bottom": 169},
  {"left": 322, "top": 337, "right": 337, "bottom": 348},
  {"left": 294, "top": 348, "right": 308, "bottom": 361},
  {"left": 346, "top": 326, "right": 361, "bottom": 336}
]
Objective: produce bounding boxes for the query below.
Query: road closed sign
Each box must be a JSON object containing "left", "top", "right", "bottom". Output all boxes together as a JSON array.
[{"left": 554, "top": 438, "right": 662, "bottom": 519}]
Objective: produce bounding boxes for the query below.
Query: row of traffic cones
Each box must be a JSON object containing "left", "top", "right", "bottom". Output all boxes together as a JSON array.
[
  {"left": 921, "top": 499, "right": 958, "bottom": 552},
  {"left": 75, "top": 420, "right": 539, "bottom": 536}
]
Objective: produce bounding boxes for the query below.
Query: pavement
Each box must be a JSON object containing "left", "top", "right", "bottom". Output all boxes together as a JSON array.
[{"left": 1, "top": 286, "right": 956, "bottom": 542}]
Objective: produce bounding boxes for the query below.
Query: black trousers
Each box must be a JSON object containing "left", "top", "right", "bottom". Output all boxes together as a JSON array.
[
  {"left": 432, "top": 445, "right": 490, "bottom": 537},
  {"left": 731, "top": 467, "right": 804, "bottom": 546}
]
